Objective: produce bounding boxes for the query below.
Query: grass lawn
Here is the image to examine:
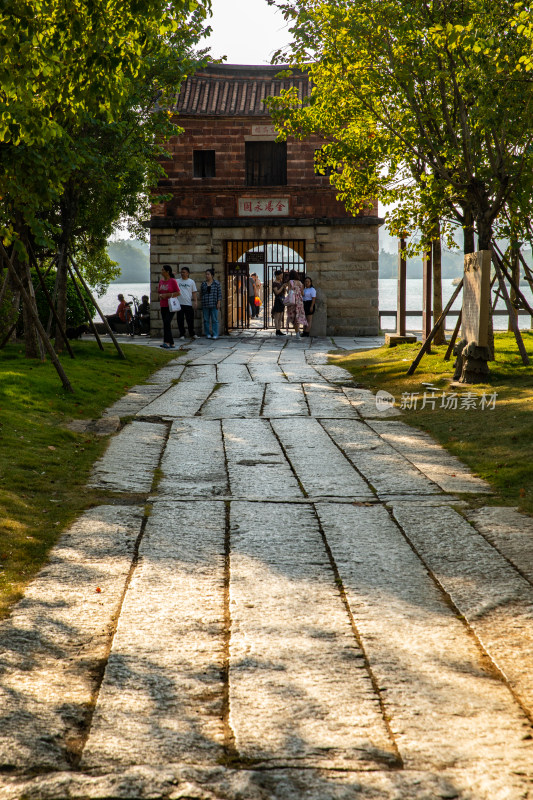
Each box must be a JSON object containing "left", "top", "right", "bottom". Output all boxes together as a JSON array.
[
  {"left": 0, "top": 341, "right": 178, "bottom": 619},
  {"left": 331, "top": 331, "right": 533, "bottom": 516}
]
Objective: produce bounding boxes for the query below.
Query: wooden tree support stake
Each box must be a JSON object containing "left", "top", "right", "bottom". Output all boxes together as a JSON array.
[
  {"left": 66, "top": 262, "right": 105, "bottom": 351},
  {"left": 444, "top": 311, "right": 462, "bottom": 362},
  {"left": 407, "top": 279, "right": 463, "bottom": 375},
  {"left": 68, "top": 256, "right": 125, "bottom": 359},
  {"left": 492, "top": 254, "right": 530, "bottom": 366},
  {"left": 0, "top": 242, "right": 74, "bottom": 392},
  {"left": 30, "top": 251, "right": 75, "bottom": 359},
  {"left": 492, "top": 243, "right": 533, "bottom": 317}
]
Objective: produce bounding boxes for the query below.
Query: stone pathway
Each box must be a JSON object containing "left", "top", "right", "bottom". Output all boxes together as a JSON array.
[{"left": 1, "top": 334, "right": 533, "bottom": 800}]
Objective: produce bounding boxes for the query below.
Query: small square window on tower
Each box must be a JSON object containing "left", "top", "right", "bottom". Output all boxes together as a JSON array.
[{"left": 193, "top": 150, "right": 216, "bottom": 178}]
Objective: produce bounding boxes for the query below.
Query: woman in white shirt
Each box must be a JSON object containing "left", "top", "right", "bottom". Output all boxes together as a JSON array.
[{"left": 302, "top": 276, "right": 316, "bottom": 337}]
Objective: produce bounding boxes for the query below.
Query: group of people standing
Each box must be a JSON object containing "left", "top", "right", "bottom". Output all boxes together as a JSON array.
[
  {"left": 157, "top": 263, "right": 317, "bottom": 348},
  {"left": 158, "top": 264, "right": 222, "bottom": 349},
  {"left": 272, "top": 270, "right": 316, "bottom": 338}
]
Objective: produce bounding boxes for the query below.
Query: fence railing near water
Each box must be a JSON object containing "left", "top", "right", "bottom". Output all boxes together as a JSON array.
[
  {"left": 379, "top": 308, "right": 533, "bottom": 331},
  {"left": 384, "top": 238, "right": 533, "bottom": 334}
]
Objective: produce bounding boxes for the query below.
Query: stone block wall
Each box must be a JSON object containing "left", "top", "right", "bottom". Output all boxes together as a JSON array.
[{"left": 149, "top": 222, "right": 379, "bottom": 337}]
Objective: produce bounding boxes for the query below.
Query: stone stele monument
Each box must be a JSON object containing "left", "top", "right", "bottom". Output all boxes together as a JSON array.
[{"left": 453, "top": 250, "right": 492, "bottom": 383}]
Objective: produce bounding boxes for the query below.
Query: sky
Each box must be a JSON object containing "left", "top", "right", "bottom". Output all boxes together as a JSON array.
[{"left": 202, "top": 0, "right": 292, "bottom": 64}]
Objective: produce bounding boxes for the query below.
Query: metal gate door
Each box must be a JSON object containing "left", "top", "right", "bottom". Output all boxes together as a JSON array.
[{"left": 225, "top": 240, "right": 306, "bottom": 331}]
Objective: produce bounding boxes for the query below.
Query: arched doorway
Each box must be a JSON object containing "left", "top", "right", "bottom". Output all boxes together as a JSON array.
[{"left": 225, "top": 239, "right": 306, "bottom": 331}]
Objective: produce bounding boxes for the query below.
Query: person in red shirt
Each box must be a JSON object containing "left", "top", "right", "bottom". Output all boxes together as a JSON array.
[
  {"left": 106, "top": 294, "right": 132, "bottom": 332},
  {"left": 158, "top": 264, "right": 180, "bottom": 348}
]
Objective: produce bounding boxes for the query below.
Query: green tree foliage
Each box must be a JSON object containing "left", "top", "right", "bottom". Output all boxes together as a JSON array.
[
  {"left": 267, "top": 0, "right": 533, "bottom": 253},
  {"left": 0, "top": 0, "right": 211, "bottom": 359}
]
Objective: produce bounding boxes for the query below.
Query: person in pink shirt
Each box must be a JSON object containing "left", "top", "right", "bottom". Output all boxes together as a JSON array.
[{"left": 158, "top": 264, "right": 180, "bottom": 349}]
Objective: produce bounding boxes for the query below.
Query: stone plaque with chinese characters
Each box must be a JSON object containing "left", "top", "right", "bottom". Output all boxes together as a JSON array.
[
  {"left": 251, "top": 125, "right": 277, "bottom": 136},
  {"left": 238, "top": 198, "right": 290, "bottom": 217},
  {"left": 461, "top": 250, "right": 491, "bottom": 346}
]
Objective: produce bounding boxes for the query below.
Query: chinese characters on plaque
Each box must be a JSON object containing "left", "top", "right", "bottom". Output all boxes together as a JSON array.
[{"left": 238, "top": 198, "right": 290, "bottom": 217}]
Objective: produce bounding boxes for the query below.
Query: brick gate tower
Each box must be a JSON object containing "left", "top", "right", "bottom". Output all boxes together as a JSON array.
[{"left": 148, "top": 64, "right": 381, "bottom": 337}]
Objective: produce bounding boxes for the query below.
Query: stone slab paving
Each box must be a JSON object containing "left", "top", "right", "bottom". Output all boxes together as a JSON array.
[
  {"left": 138, "top": 380, "right": 214, "bottom": 418},
  {"left": 313, "top": 364, "right": 355, "bottom": 384},
  {"left": 88, "top": 421, "right": 167, "bottom": 493},
  {"left": 82, "top": 501, "right": 226, "bottom": 770},
  {"left": 247, "top": 361, "right": 288, "bottom": 383},
  {"left": 467, "top": 506, "right": 533, "bottom": 584},
  {"left": 271, "top": 418, "right": 374, "bottom": 500},
  {"left": 102, "top": 384, "right": 168, "bottom": 418},
  {"left": 179, "top": 364, "right": 217, "bottom": 382},
  {"left": 370, "top": 420, "right": 491, "bottom": 493},
  {"left": 343, "top": 387, "right": 402, "bottom": 419},
  {"left": 229, "top": 501, "right": 397, "bottom": 770},
  {"left": 0, "top": 506, "right": 143, "bottom": 771},
  {"left": 322, "top": 418, "right": 442, "bottom": 497},
  {"left": 317, "top": 503, "right": 533, "bottom": 793},
  {"left": 2, "top": 333, "right": 533, "bottom": 800},
  {"left": 262, "top": 382, "right": 309, "bottom": 417},
  {"left": 391, "top": 502, "right": 533, "bottom": 715},
  {"left": 223, "top": 418, "right": 302, "bottom": 498},
  {"left": 304, "top": 382, "right": 361, "bottom": 417},
  {"left": 201, "top": 381, "right": 265, "bottom": 418},
  {"left": 144, "top": 363, "right": 186, "bottom": 384},
  {"left": 216, "top": 363, "right": 252, "bottom": 383},
  {"left": 158, "top": 419, "right": 228, "bottom": 498}
]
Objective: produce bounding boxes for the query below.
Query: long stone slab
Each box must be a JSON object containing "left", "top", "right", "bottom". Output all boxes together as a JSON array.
[
  {"left": 262, "top": 383, "right": 309, "bottom": 417},
  {"left": 343, "top": 387, "right": 401, "bottom": 419},
  {"left": 272, "top": 418, "right": 374, "bottom": 499},
  {"left": 138, "top": 380, "right": 214, "bottom": 418},
  {"left": 0, "top": 505, "right": 143, "bottom": 771},
  {"left": 369, "top": 420, "right": 491, "bottom": 493},
  {"left": 316, "top": 503, "right": 533, "bottom": 778},
  {"left": 391, "top": 502, "right": 533, "bottom": 717},
  {"left": 304, "top": 384, "right": 361, "bottom": 418},
  {"left": 81, "top": 500, "right": 226, "bottom": 769},
  {"left": 229, "top": 501, "right": 396, "bottom": 769},
  {"left": 179, "top": 364, "right": 217, "bottom": 382},
  {"left": 467, "top": 506, "right": 533, "bottom": 584},
  {"left": 201, "top": 382, "right": 264, "bottom": 418},
  {"left": 88, "top": 421, "right": 167, "bottom": 493},
  {"left": 322, "top": 419, "right": 442, "bottom": 497},
  {"left": 281, "top": 364, "right": 324, "bottom": 383},
  {"left": 4, "top": 764, "right": 532, "bottom": 800},
  {"left": 222, "top": 419, "right": 302, "bottom": 498},
  {"left": 313, "top": 364, "right": 354, "bottom": 384},
  {"left": 247, "top": 362, "right": 287, "bottom": 383},
  {"left": 216, "top": 363, "right": 253, "bottom": 383},
  {"left": 103, "top": 384, "right": 167, "bottom": 418},
  {"left": 158, "top": 419, "right": 228, "bottom": 498},
  {"left": 145, "top": 363, "right": 185, "bottom": 384}
]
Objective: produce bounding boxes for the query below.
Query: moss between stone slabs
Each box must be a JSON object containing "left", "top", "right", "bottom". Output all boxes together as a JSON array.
[
  {"left": 0, "top": 341, "right": 178, "bottom": 620},
  {"left": 331, "top": 331, "right": 533, "bottom": 516}
]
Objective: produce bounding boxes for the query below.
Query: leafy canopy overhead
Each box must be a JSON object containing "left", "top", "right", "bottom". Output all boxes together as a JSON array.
[
  {"left": 0, "top": 0, "right": 211, "bottom": 250},
  {"left": 267, "top": 0, "right": 533, "bottom": 250}
]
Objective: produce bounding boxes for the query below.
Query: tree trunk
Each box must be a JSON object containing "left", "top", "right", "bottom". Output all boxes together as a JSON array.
[
  {"left": 20, "top": 258, "right": 40, "bottom": 358},
  {"left": 54, "top": 242, "right": 69, "bottom": 353},
  {"left": 54, "top": 182, "right": 78, "bottom": 353},
  {"left": 463, "top": 208, "right": 475, "bottom": 255},
  {"left": 508, "top": 243, "right": 520, "bottom": 333},
  {"left": 432, "top": 225, "right": 446, "bottom": 345}
]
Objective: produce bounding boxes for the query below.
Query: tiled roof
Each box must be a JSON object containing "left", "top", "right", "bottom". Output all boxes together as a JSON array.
[{"left": 175, "top": 64, "right": 309, "bottom": 117}]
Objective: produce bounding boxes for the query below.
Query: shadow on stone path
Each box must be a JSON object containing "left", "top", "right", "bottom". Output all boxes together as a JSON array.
[{"left": 1, "top": 333, "right": 533, "bottom": 800}]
